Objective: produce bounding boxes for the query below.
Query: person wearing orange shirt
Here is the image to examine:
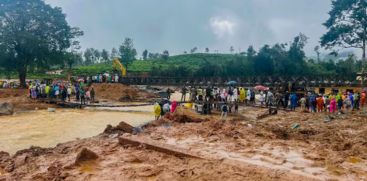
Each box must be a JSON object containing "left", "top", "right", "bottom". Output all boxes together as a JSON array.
[
  {"left": 361, "top": 91, "right": 366, "bottom": 106},
  {"left": 317, "top": 95, "right": 324, "bottom": 112}
]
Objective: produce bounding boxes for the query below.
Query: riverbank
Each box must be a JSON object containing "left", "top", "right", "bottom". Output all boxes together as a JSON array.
[{"left": 1, "top": 106, "right": 366, "bottom": 180}]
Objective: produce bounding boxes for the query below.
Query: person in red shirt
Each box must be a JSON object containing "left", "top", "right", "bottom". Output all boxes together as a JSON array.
[{"left": 361, "top": 91, "right": 366, "bottom": 108}]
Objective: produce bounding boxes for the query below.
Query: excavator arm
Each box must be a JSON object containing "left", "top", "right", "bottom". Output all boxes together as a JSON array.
[{"left": 112, "top": 58, "right": 127, "bottom": 77}]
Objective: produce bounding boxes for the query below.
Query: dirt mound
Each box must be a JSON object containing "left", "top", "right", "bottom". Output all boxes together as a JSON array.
[
  {"left": 92, "top": 83, "right": 159, "bottom": 102},
  {"left": 0, "top": 102, "right": 14, "bottom": 116},
  {"left": 0, "top": 89, "right": 55, "bottom": 112},
  {"left": 74, "top": 148, "right": 99, "bottom": 165},
  {"left": 104, "top": 121, "right": 135, "bottom": 134}
]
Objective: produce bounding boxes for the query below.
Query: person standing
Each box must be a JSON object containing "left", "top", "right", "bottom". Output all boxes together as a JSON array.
[
  {"left": 80, "top": 88, "right": 86, "bottom": 105},
  {"left": 354, "top": 92, "right": 360, "bottom": 110},
  {"left": 170, "top": 101, "right": 178, "bottom": 113},
  {"left": 290, "top": 93, "right": 298, "bottom": 111},
  {"left": 90, "top": 87, "right": 95, "bottom": 103},
  {"left": 67, "top": 86, "right": 72, "bottom": 102},
  {"left": 154, "top": 103, "right": 161, "bottom": 120},
  {"left": 361, "top": 91, "right": 366, "bottom": 109},
  {"left": 329, "top": 97, "right": 337, "bottom": 113},
  {"left": 221, "top": 103, "right": 229, "bottom": 120},
  {"left": 316, "top": 95, "right": 324, "bottom": 112},
  {"left": 181, "top": 86, "right": 187, "bottom": 102},
  {"left": 300, "top": 96, "right": 306, "bottom": 111}
]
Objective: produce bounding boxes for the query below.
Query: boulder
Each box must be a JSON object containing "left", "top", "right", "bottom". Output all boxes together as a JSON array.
[
  {"left": 74, "top": 148, "right": 98, "bottom": 165},
  {"left": 104, "top": 121, "right": 134, "bottom": 134},
  {"left": 0, "top": 103, "right": 14, "bottom": 116}
]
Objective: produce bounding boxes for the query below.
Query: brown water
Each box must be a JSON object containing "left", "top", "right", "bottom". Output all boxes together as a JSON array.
[{"left": 0, "top": 109, "right": 154, "bottom": 154}]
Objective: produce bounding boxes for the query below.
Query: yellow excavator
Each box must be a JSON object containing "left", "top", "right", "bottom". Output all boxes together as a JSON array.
[{"left": 112, "top": 58, "right": 127, "bottom": 77}]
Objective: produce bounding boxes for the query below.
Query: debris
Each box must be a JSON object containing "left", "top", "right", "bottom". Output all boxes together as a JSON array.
[
  {"left": 291, "top": 123, "right": 300, "bottom": 129},
  {"left": 0, "top": 102, "right": 14, "bottom": 116},
  {"left": 324, "top": 115, "right": 335, "bottom": 123},
  {"left": 47, "top": 108, "right": 56, "bottom": 112},
  {"left": 118, "top": 136, "right": 202, "bottom": 158},
  {"left": 74, "top": 148, "right": 99, "bottom": 166},
  {"left": 103, "top": 121, "right": 134, "bottom": 134}
]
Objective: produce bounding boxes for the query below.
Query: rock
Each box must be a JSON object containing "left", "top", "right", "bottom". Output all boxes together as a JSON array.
[
  {"left": 104, "top": 121, "right": 134, "bottom": 134},
  {"left": 0, "top": 103, "right": 14, "bottom": 116},
  {"left": 14, "top": 155, "right": 28, "bottom": 168},
  {"left": 74, "top": 148, "right": 99, "bottom": 165},
  {"left": 47, "top": 108, "right": 56, "bottom": 112}
]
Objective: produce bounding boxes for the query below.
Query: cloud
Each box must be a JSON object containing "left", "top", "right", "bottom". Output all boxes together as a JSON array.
[{"left": 209, "top": 16, "right": 237, "bottom": 39}]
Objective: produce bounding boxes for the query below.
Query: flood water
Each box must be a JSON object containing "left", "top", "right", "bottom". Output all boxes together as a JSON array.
[{"left": 0, "top": 108, "right": 154, "bottom": 154}]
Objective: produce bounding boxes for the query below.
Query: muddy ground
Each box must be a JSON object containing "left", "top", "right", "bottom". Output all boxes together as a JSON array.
[
  {"left": 0, "top": 105, "right": 366, "bottom": 180},
  {"left": 92, "top": 83, "right": 159, "bottom": 102},
  {"left": 0, "top": 89, "right": 54, "bottom": 112}
]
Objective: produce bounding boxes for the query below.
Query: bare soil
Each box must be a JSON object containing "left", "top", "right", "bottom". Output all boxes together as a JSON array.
[
  {"left": 0, "top": 105, "right": 366, "bottom": 180},
  {"left": 0, "top": 89, "right": 54, "bottom": 112},
  {"left": 92, "top": 83, "right": 159, "bottom": 102}
]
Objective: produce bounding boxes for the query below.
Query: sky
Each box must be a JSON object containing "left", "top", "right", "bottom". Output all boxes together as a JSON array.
[{"left": 44, "top": 0, "right": 332, "bottom": 57}]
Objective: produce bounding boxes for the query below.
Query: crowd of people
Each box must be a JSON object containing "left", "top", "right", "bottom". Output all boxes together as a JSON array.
[
  {"left": 174, "top": 86, "right": 367, "bottom": 119},
  {"left": 154, "top": 99, "right": 178, "bottom": 120},
  {"left": 27, "top": 80, "right": 96, "bottom": 105}
]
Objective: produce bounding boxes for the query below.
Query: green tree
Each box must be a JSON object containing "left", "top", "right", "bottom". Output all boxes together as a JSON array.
[
  {"left": 230, "top": 46, "right": 235, "bottom": 54},
  {"left": 93, "top": 49, "right": 101, "bottom": 63},
  {"left": 142, "top": 49, "right": 148, "bottom": 60},
  {"left": 111, "top": 48, "right": 118, "bottom": 59},
  {"left": 314, "top": 46, "right": 321, "bottom": 62},
  {"left": 119, "top": 38, "right": 137, "bottom": 70},
  {"left": 190, "top": 47, "right": 198, "bottom": 54},
  {"left": 162, "top": 50, "right": 169, "bottom": 60},
  {"left": 65, "top": 52, "right": 82, "bottom": 69},
  {"left": 321, "top": 0, "right": 367, "bottom": 61},
  {"left": 0, "top": 0, "right": 82, "bottom": 87},
  {"left": 205, "top": 48, "right": 210, "bottom": 53},
  {"left": 101, "top": 49, "right": 109, "bottom": 62},
  {"left": 254, "top": 45, "right": 274, "bottom": 76},
  {"left": 84, "top": 48, "right": 95, "bottom": 65},
  {"left": 288, "top": 33, "right": 308, "bottom": 75}
]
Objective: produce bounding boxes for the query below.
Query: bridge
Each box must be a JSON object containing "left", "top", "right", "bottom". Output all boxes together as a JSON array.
[{"left": 117, "top": 76, "right": 362, "bottom": 88}]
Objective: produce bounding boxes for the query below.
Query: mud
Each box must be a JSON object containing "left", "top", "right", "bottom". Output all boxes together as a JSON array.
[
  {"left": 0, "top": 89, "right": 54, "bottom": 112},
  {"left": 1, "top": 99, "right": 367, "bottom": 180},
  {"left": 92, "top": 83, "right": 159, "bottom": 102}
]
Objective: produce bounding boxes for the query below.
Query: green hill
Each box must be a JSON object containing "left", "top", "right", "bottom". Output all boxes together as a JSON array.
[{"left": 72, "top": 53, "right": 249, "bottom": 77}]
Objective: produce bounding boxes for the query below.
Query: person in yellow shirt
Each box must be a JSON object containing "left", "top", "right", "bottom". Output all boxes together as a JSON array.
[
  {"left": 45, "top": 85, "right": 50, "bottom": 98},
  {"left": 154, "top": 103, "right": 161, "bottom": 120},
  {"left": 239, "top": 88, "right": 246, "bottom": 102}
]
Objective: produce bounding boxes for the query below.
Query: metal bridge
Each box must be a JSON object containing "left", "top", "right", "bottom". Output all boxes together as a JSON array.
[{"left": 118, "top": 76, "right": 362, "bottom": 87}]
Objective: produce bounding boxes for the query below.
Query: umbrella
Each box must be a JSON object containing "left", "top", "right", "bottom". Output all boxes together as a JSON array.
[
  {"left": 254, "top": 85, "right": 269, "bottom": 91},
  {"left": 227, "top": 81, "right": 237, "bottom": 85}
]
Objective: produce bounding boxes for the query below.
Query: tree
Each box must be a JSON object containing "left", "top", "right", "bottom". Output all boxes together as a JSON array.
[
  {"left": 119, "top": 38, "right": 137, "bottom": 70},
  {"left": 93, "top": 49, "right": 101, "bottom": 63},
  {"left": 65, "top": 52, "right": 82, "bottom": 69},
  {"left": 314, "top": 46, "right": 321, "bottom": 62},
  {"left": 142, "top": 49, "right": 148, "bottom": 60},
  {"left": 230, "top": 46, "right": 235, "bottom": 53},
  {"left": 101, "top": 49, "right": 110, "bottom": 63},
  {"left": 162, "top": 50, "right": 169, "bottom": 60},
  {"left": 288, "top": 33, "right": 308, "bottom": 74},
  {"left": 84, "top": 48, "right": 95, "bottom": 65},
  {"left": 190, "top": 47, "right": 198, "bottom": 54},
  {"left": 205, "top": 48, "right": 210, "bottom": 53},
  {"left": 0, "top": 0, "right": 83, "bottom": 87},
  {"left": 111, "top": 48, "right": 118, "bottom": 59},
  {"left": 321, "top": 0, "right": 367, "bottom": 61},
  {"left": 247, "top": 46, "right": 256, "bottom": 57}
]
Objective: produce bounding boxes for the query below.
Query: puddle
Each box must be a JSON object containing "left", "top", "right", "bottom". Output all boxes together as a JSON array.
[{"left": 0, "top": 109, "right": 154, "bottom": 154}]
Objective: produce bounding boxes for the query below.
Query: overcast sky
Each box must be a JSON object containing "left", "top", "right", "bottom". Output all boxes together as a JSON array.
[{"left": 45, "top": 0, "right": 332, "bottom": 57}]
